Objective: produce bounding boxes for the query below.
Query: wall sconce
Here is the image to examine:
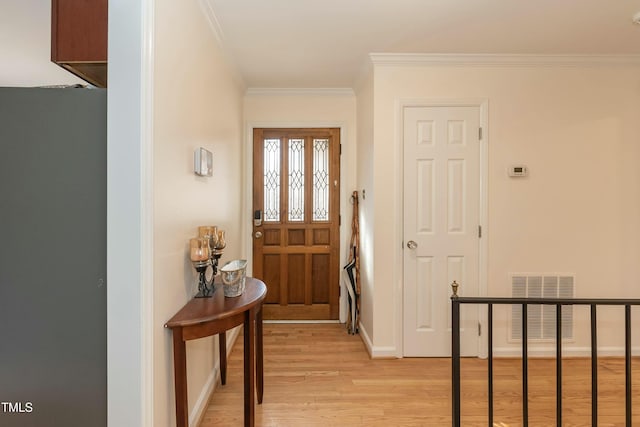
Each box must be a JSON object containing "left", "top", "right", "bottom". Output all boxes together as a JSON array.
[{"left": 194, "top": 147, "right": 213, "bottom": 176}]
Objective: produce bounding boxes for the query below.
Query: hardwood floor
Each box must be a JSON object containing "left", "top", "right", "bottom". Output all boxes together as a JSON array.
[{"left": 200, "top": 323, "right": 639, "bottom": 426}]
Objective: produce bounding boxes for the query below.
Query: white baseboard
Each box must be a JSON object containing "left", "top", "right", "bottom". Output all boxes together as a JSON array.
[
  {"left": 358, "top": 322, "right": 399, "bottom": 359},
  {"left": 493, "top": 345, "right": 640, "bottom": 358},
  {"left": 188, "top": 326, "right": 242, "bottom": 427},
  {"left": 358, "top": 321, "right": 373, "bottom": 356}
]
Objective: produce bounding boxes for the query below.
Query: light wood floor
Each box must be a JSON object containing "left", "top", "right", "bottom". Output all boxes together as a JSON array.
[{"left": 200, "top": 323, "right": 640, "bottom": 426}]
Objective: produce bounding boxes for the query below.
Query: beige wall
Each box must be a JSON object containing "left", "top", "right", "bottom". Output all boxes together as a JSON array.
[
  {"left": 354, "top": 70, "right": 376, "bottom": 345},
  {"left": 243, "top": 90, "right": 357, "bottom": 320},
  {"left": 370, "top": 62, "right": 640, "bottom": 355},
  {"left": 153, "top": 1, "right": 245, "bottom": 425}
]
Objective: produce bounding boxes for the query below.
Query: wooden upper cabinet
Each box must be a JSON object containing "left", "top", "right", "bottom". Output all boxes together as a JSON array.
[{"left": 51, "top": 0, "right": 108, "bottom": 88}]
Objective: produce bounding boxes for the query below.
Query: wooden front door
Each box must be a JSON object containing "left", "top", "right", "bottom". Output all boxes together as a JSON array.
[{"left": 253, "top": 128, "right": 340, "bottom": 320}]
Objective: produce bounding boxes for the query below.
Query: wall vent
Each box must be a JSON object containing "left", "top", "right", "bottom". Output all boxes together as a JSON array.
[{"left": 511, "top": 274, "right": 574, "bottom": 341}]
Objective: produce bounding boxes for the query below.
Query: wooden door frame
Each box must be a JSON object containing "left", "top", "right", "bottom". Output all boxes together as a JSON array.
[
  {"left": 244, "top": 122, "right": 348, "bottom": 323},
  {"left": 396, "top": 99, "right": 489, "bottom": 358}
]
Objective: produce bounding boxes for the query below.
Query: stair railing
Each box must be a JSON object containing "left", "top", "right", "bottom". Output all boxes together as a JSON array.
[{"left": 450, "top": 284, "right": 640, "bottom": 427}]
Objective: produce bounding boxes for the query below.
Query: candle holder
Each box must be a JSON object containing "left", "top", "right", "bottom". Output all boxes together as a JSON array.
[
  {"left": 191, "top": 227, "right": 228, "bottom": 298},
  {"left": 190, "top": 237, "right": 214, "bottom": 298},
  {"left": 210, "top": 250, "right": 223, "bottom": 278},
  {"left": 215, "top": 230, "right": 226, "bottom": 250},
  {"left": 198, "top": 225, "right": 219, "bottom": 249},
  {"left": 210, "top": 229, "right": 225, "bottom": 284},
  {"left": 193, "top": 259, "right": 214, "bottom": 298},
  {"left": 203, "top": 226, "right": 226, "bottom": 272}
]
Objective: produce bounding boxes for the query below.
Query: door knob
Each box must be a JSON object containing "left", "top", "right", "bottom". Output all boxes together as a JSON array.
[
  {"left": 407, "top": 240, "right": 418, "bottom": 249},
  {"left": 254, "top": 231, "right": 263, "bottom": 239}
]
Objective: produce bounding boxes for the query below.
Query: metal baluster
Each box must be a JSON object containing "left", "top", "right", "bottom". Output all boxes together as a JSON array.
[
  {"left": 523, "top": 303, "right": 528, "bottom": 427},
  {"left": 488, "top": 303, "right": 494, "bottom": 427},
  {"left": 625, "top": 305, "right": 631, "bottom": 427},
  {"left": 451, "top": 283, "right": 461, "bottom": 427},
  {"left": 556, "top": 304, "right": 562, "bottom": 426},
  {"left": 591, "top": 304, "right": 598, "bottom": 426},
  {"left": 452, "top": 299, "right": 461, "bottom": 427}
]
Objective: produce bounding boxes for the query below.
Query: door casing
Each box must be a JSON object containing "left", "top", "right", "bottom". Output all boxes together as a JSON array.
[{"left": 397, "top": 99, "right": 489, "bottom": 358}]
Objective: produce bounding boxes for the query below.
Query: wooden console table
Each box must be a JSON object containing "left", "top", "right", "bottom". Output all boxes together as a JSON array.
[{"left": 165, "top": 277, "right": 267, "bottom": 427}]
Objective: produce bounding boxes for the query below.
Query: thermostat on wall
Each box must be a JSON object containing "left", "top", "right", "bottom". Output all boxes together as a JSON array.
[{"left": 508, "top": 165, "right": 528, "bottom": 177}]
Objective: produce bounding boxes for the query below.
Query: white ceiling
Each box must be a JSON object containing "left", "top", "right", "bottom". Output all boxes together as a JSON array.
[
  {"left": 207, "top": 0, "right": 640, "bottom": 88},
  {"left": 3, "top": 1, "right": 639, "bottom": 88}
]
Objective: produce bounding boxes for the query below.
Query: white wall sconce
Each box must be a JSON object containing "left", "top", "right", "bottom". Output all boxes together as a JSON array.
[{"left": 194, "top": 147, "right": 213, "bottom": 177}]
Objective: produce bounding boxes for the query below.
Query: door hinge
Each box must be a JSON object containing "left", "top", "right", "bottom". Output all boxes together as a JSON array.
[
  {"left": 340, "top": 143, "right": 342, "bottom": 155},
  {"left": 479, "top": 127, "right": 483, "bottom": 140},
  {"left": 339, "top": 215, "right": 341, "bottom": 226},
  {"left": 478, "top": 323, "right": 482, "bottom": 336},
  {"left": 478, "top": 225, "right": 482, "bottom": 238}
]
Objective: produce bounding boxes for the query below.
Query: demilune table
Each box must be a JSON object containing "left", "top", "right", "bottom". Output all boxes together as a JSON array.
[{"left": 164, "top": 277, "right": 267, "bottom": 427}]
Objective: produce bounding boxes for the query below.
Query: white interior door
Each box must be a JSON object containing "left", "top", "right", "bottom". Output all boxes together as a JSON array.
[{"left": 403, "top": 105, "right": 480, "bottom": 357}]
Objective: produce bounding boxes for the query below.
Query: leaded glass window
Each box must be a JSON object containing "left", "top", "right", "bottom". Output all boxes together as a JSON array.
[
  {"left": 288, "top": 139, "right": 305, "bottom": 222},
  {"left": 263, "top": 138, "right": 280, "bottom": 221},
  {"left": 313, "top": 139, "right": 330, "bottom": 221}
]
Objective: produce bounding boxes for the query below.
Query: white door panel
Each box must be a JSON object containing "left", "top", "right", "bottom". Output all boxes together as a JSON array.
[{"left": 403, "top": 106, "right": 480, "bottom": 357}]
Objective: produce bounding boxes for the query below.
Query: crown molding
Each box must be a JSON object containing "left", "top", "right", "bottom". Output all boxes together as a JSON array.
[
  {"left": 245, "top": 87, "right": 355, "bottom": 96},
  {"left": 197, "top": 0, "right": 246, "bottom": 89},
  {"left": 369, "top": 53, "right": 640, "bottom": 67},
  {"left": 198, "top": 0, "right": 225, "bottom": 45}
]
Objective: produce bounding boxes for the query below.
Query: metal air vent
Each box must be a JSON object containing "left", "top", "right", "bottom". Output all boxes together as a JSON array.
[{"left": 511, "top": 274, "right": 574, "bottom": 341}]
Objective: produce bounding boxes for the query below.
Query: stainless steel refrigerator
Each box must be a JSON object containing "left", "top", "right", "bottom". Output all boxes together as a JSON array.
[{"left": 0, "top": 87, "right": 106, "bottom": 427}]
